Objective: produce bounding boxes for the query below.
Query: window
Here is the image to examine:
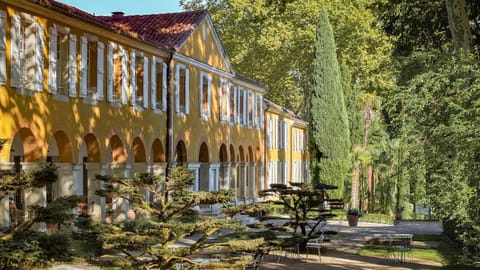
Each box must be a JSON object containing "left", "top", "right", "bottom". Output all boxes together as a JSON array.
[
  {"left": 267, "top": 117, "right": 273, "bottom": 149},
  {"left": 256, "top": 94, "right": 263, "bottom": 128},
  {"left": 230, "top": 86, "right": 237, "bottom": 124},
  {"left": 284, "top": 120, "right": 288, "bottom": 150},
  {"left": 277, "top": 118, "right": 282, "bottom": 149},
  {"left": 238, "top": 89, "right": 245, "bottom": 125},
  {"left": 11, "top": 14, "right": 44, "bottom": 92},
  {"left": 0, "top": 10, "right": 7, "bottom": 85},
  {"left": 199, "top": 72, "right": 211, "bottom": 120},
  {"left": 219, "top": 79, "right": 229, "bottom": 122},
  {"left": 80, "top": 37, "right": 104, "bottom": 101},
  {"left": 248, "top": 91, "right": 253, "bottom": 127},
  {"left": 48, "top": 29, "right": 69, "bottom": 96},
  {"left": 151, "top": 56, "right": 167, "bottom": 112},
  {"left": 175, "top": 64, "right": 189, "bottom": 115},
  {"left": 130, "top": 52, "right": 149, "bottom": 109},
  {"left": 107, "top": 42, "right": 127, "bottom": 105}
]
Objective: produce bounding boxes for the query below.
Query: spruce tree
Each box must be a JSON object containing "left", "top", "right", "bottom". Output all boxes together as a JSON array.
[{"left": 309, "top": 9, "right": 350, "bottom": 198}]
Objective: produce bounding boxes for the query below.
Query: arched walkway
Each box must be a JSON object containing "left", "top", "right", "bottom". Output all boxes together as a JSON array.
[
  {"left": 10, "top": 128, "right": 41, "bottom": 163},
  {"left": 109, "top": 135, "right": 127, "bottom": 163},
  {"left": 198, "top": 142, "right": 209, "bottom": 191},
  {"left": 151, "top": 139, "right": 165, "bottom": 163},
  {"left": 175, "top": 140, "right": 187, "bottom": 163},
  {"left": 132, "top": 137, "right": 146, "bottom": 163},
  {"left": 219, "top": 144, "right": 228, "bottom": 190}
]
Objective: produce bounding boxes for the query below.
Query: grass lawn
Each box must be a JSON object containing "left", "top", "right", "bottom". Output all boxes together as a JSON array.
[{"left": 358, "top": 234, "right": 480, "bottom": 269}]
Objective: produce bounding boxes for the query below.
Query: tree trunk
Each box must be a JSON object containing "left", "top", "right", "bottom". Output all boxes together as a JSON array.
[
  {"left": 351, "top": 166, "right": 360, "bottom": 209},
  {"left": 445, "top": 0, "right": 472, "bottom": 53},
  {"left": 367, "top": 165, "right": 374, "bottom": 212}
]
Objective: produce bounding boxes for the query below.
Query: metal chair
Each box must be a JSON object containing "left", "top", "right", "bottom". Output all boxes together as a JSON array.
[{"left": 305, "top": 233, "right": 324, "bottom": 261}]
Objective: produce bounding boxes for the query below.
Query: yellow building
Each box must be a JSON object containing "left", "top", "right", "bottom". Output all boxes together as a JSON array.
[
  {"left": 264, "top": 100, "right": 310, "bottom": 188},
  {"left": 0, "top": 0, "right": 307, "bottom": 226}
]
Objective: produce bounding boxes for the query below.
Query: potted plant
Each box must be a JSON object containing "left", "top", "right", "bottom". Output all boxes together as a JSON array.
[{"left": 346, "top": 208, "right": 363, "bottom": 227}]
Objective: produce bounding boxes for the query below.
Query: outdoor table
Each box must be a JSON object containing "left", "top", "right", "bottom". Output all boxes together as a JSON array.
[{"left": 377, "top": 233, "right": 412, "bottom": 263}]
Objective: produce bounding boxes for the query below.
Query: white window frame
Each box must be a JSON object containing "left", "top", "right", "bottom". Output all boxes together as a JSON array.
[
  {"left": 230, "top": 86, "right": 237, "bottom": 125},
  {"left": 130, "top": 50, "right": 149, "bottom": 111},
  {"left": 219, "top": 79, "right": 230, "bottom": 123},
  {"left": 150, "top": 56, "right": 167, "bottom": 113},
  {"left": 199, "top": 71, "right": 211, "bottom": 120},
  {"left": 175, "top": 63, "right": 189, "bottom": 116},
  {"left": 48, "top": 25, "right": 71, "bottom": 100},
  {"left": 0, "top": 10, "right": 7, "bottom": 85},
  {"left": 267, "top": 117, "right": 273, "bottom": 149},
  {"left": 80, "top": 34, "right": 104, "bottom": 104},
  {"left": 11, "top": 13, "right": 44, "bottom": 94},
  {"left": 107, "top": 42, "right": 127, "bottom": 106}
]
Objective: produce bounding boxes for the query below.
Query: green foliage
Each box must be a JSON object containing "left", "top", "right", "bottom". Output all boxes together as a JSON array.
[
  {"left": 181, "top": 0, "right": 394, "bottom": 114},
  {"left": 309, "top": 9, "right": 350, "bottom": 197},
  {"left": 92, "top": 167, "right": 253, "bottom": 269},
  {"left": 0, "top": 232, "right": 51, "bottom": 269},
  {"left": 395, "top": 50, "right": 480, "bottom": 258}
]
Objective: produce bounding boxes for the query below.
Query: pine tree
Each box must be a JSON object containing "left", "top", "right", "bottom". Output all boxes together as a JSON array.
[{"left": 309, "top": 9, "right": 350, "bottom": 198}]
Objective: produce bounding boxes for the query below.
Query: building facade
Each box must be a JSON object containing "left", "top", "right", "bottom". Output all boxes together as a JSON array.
[{"left": 0, "top": 0, "right": 308, "bottom": 226}]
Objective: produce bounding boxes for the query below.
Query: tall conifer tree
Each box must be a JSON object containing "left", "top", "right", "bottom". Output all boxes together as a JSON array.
[{"left": 309, "top": 9, "right": 350, "bottom": 198}]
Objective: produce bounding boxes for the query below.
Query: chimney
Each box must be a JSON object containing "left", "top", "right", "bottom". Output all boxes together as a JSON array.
[{"left": 111, "top": 11, "right": 124, "bottom": 19}]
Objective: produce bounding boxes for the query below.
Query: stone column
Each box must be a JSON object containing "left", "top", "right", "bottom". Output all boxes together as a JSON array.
[
  {"left": 188, "top": 163, "right": 201, "bottom": 191},
  {"left": 209, "top": 163, "right": 221, "bottom": 191},
  {"left": 22, "top": 162, "right": 45, "bottom": 231},
  {"left": 223, "top": 162, "right": 231, "bottom": 190},
  {"left": 56, "top": 163, "right": 73, "bottom": 197},
  {"left": 240, "top": 163, "right": 247, "bottom": 203},
  {"left": 84, "top": 163, "right": 101, "bottom": 221},
  {"left": 0, "top": 163, "right": 14, "bottom": 227},
  {"left": 230, "top": 163, "right": 238, "bottom": 205},
  {"left": 249, "top": 162, "right": 256, "bottom": 201}
]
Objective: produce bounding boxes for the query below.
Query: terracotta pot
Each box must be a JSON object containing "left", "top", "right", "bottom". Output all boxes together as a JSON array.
[{"left": 347, "top": 214, "right": 359, "bottom": 227}]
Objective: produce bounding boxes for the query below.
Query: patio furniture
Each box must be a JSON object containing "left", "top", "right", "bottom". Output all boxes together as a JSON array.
[
  {"left": 305, "top": 233, "right": 325, "bottom": 261},
  {"left": 378, "top": 234, "right": 412, "bottom": 263}
]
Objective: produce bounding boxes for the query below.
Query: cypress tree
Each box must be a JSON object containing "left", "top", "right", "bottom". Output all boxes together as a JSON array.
[{"left": 309, "top": 9, "right": 350, "bottom": 198}]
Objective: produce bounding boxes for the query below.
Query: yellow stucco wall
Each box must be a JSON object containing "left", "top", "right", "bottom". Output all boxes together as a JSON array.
[{"left": 0, "top": 1, "right": 169, "bottom": 164}]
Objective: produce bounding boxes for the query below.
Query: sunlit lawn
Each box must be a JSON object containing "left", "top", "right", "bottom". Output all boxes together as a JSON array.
[{"left": 358, "top": 234, "right": 480, "bottom": 269}]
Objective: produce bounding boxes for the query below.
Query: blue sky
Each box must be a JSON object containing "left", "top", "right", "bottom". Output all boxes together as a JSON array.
[{"left": 56, "top": 0, "right": 183, "bottom": 15}]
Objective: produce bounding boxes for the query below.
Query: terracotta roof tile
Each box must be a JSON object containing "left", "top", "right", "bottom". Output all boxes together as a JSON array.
[{"left": 97, "top": 11, "right": 209, "bottom": 51}]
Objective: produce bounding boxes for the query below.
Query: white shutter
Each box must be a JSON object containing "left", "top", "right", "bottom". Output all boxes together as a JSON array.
[
  {"left": 80, "top": 36, "right": 87, "bottom": 97},
  {"left": 175, "top": 65, "right": 180, "bottom": 113},
  {"left": 244, "top": 90, "right": 248, "bottom": 126},
  {"left": 130, "top": 51, "right": 136, "bottom": 105},
  {"left": 252, "top": 93, "right": 256, "bottom": 128},
  {"left": 260, "top": 96, "right": 264, "bottom": 129},
  {"left": 107, "top": 42, "right": 114, "bottom": 102},
  {"left": 232, "top": 87, "right": 237, "bottom": 123},
  {"left": 0, "top": 10, "right": 7, "bottom": 85},
  {"left": 68, "top": 34, "right": 77, "bottom": 97},
  {"left": 162, "top": 63, "right": 167, "bottom": 111},
  {"left": 48, "top": 27, "right": 57, "bottom": 93},
  {"left": 185, "top": 68, "right": 190, "bottom": 114},
  {"left": 219, "top": 80, "right": 223, "bottom": 120},
  {"left": 121, "top": 47, "right": 127, "bottom": 104},
  {"left": 96, "top": 41, "right": 104, "bottom": 100},
  {"left": 199, "top": 74, "right": 203, "bottom": 117},
  {"left": 207, "top": 77, "right": 211, "bottom": 117},
  {"left": 150, "top": 56, "right": 156, "bottom": 109},
  {"left": 284, "top": 121, "right": 288, "bottom": 150},
  {"left": 143, "top": 56, "right": 149, "bottom": 108},
  {"left": 10, "top": 15, "right": 21, "bottom": 88},
  {"left": 35, "top": 22, "right": 44, "bottom": 92}
]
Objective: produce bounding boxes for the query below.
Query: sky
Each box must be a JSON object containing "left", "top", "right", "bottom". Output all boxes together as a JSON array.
[{"left": 56, "top": 0, "right": 183, "bottom": 16}]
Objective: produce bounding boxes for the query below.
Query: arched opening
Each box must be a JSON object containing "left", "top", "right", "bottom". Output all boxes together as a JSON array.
[
  {"left": 175, "top": 140, "right": 187, "bottom": 163},
  {"left": 248, "top": 146, "right": 254, "bottom": 163},
  {"left": 247, "top": 146, "right": 254, "bottom": 199},
  {"left": 109, "top": 135, "right": 127, "bottom": 163},
  {"left": 198, "top": 142, "right": 209, "bottom": 191},
  {"left": 132, "top": 137, "right": 146, "bottom": 163},
  {"left": 256, "top": 146, "right": 262, "bottom": 162},
  {"left": 77, "top": 133, "right": 101, "bottom": 214},
  {"left": 238, "top": 146, "right": 245, "bottom": 201},
  {"left": 218, "top": 144, "right": 228, "bottom": 190},
  {"left": 10, "top": 128, "right": 41, "bottom": 163},
  {"left": 8, "top": 128, "right": 40, "bottom": 219},
  {"left": 46, "top": 131, "right": 73, "bottom": 204},
  {"left": 229, "top": 145, "right": 235, "bottom": 163},
  {"left": 151, "top": 139, "right": 165, "bottom": 162},
  {"left": 229, "top": 144, "right": 236, "bottom": 193}
]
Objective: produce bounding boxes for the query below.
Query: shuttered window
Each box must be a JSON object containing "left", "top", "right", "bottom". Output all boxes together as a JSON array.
[
  {"left": 199, "top": 72, "right": 211, "bottom": 120},
  {"left": 151, "top": 56, "right": 167, "bottom": 112},
  {"left": 0, "top": 10, "right": 7, "bottom": 85},
  {"left": 11, "top": 14, "right": 44, "bottom": 92},
  {"left": 175, "top": 64, "right": 189, "bottom": 115}
]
